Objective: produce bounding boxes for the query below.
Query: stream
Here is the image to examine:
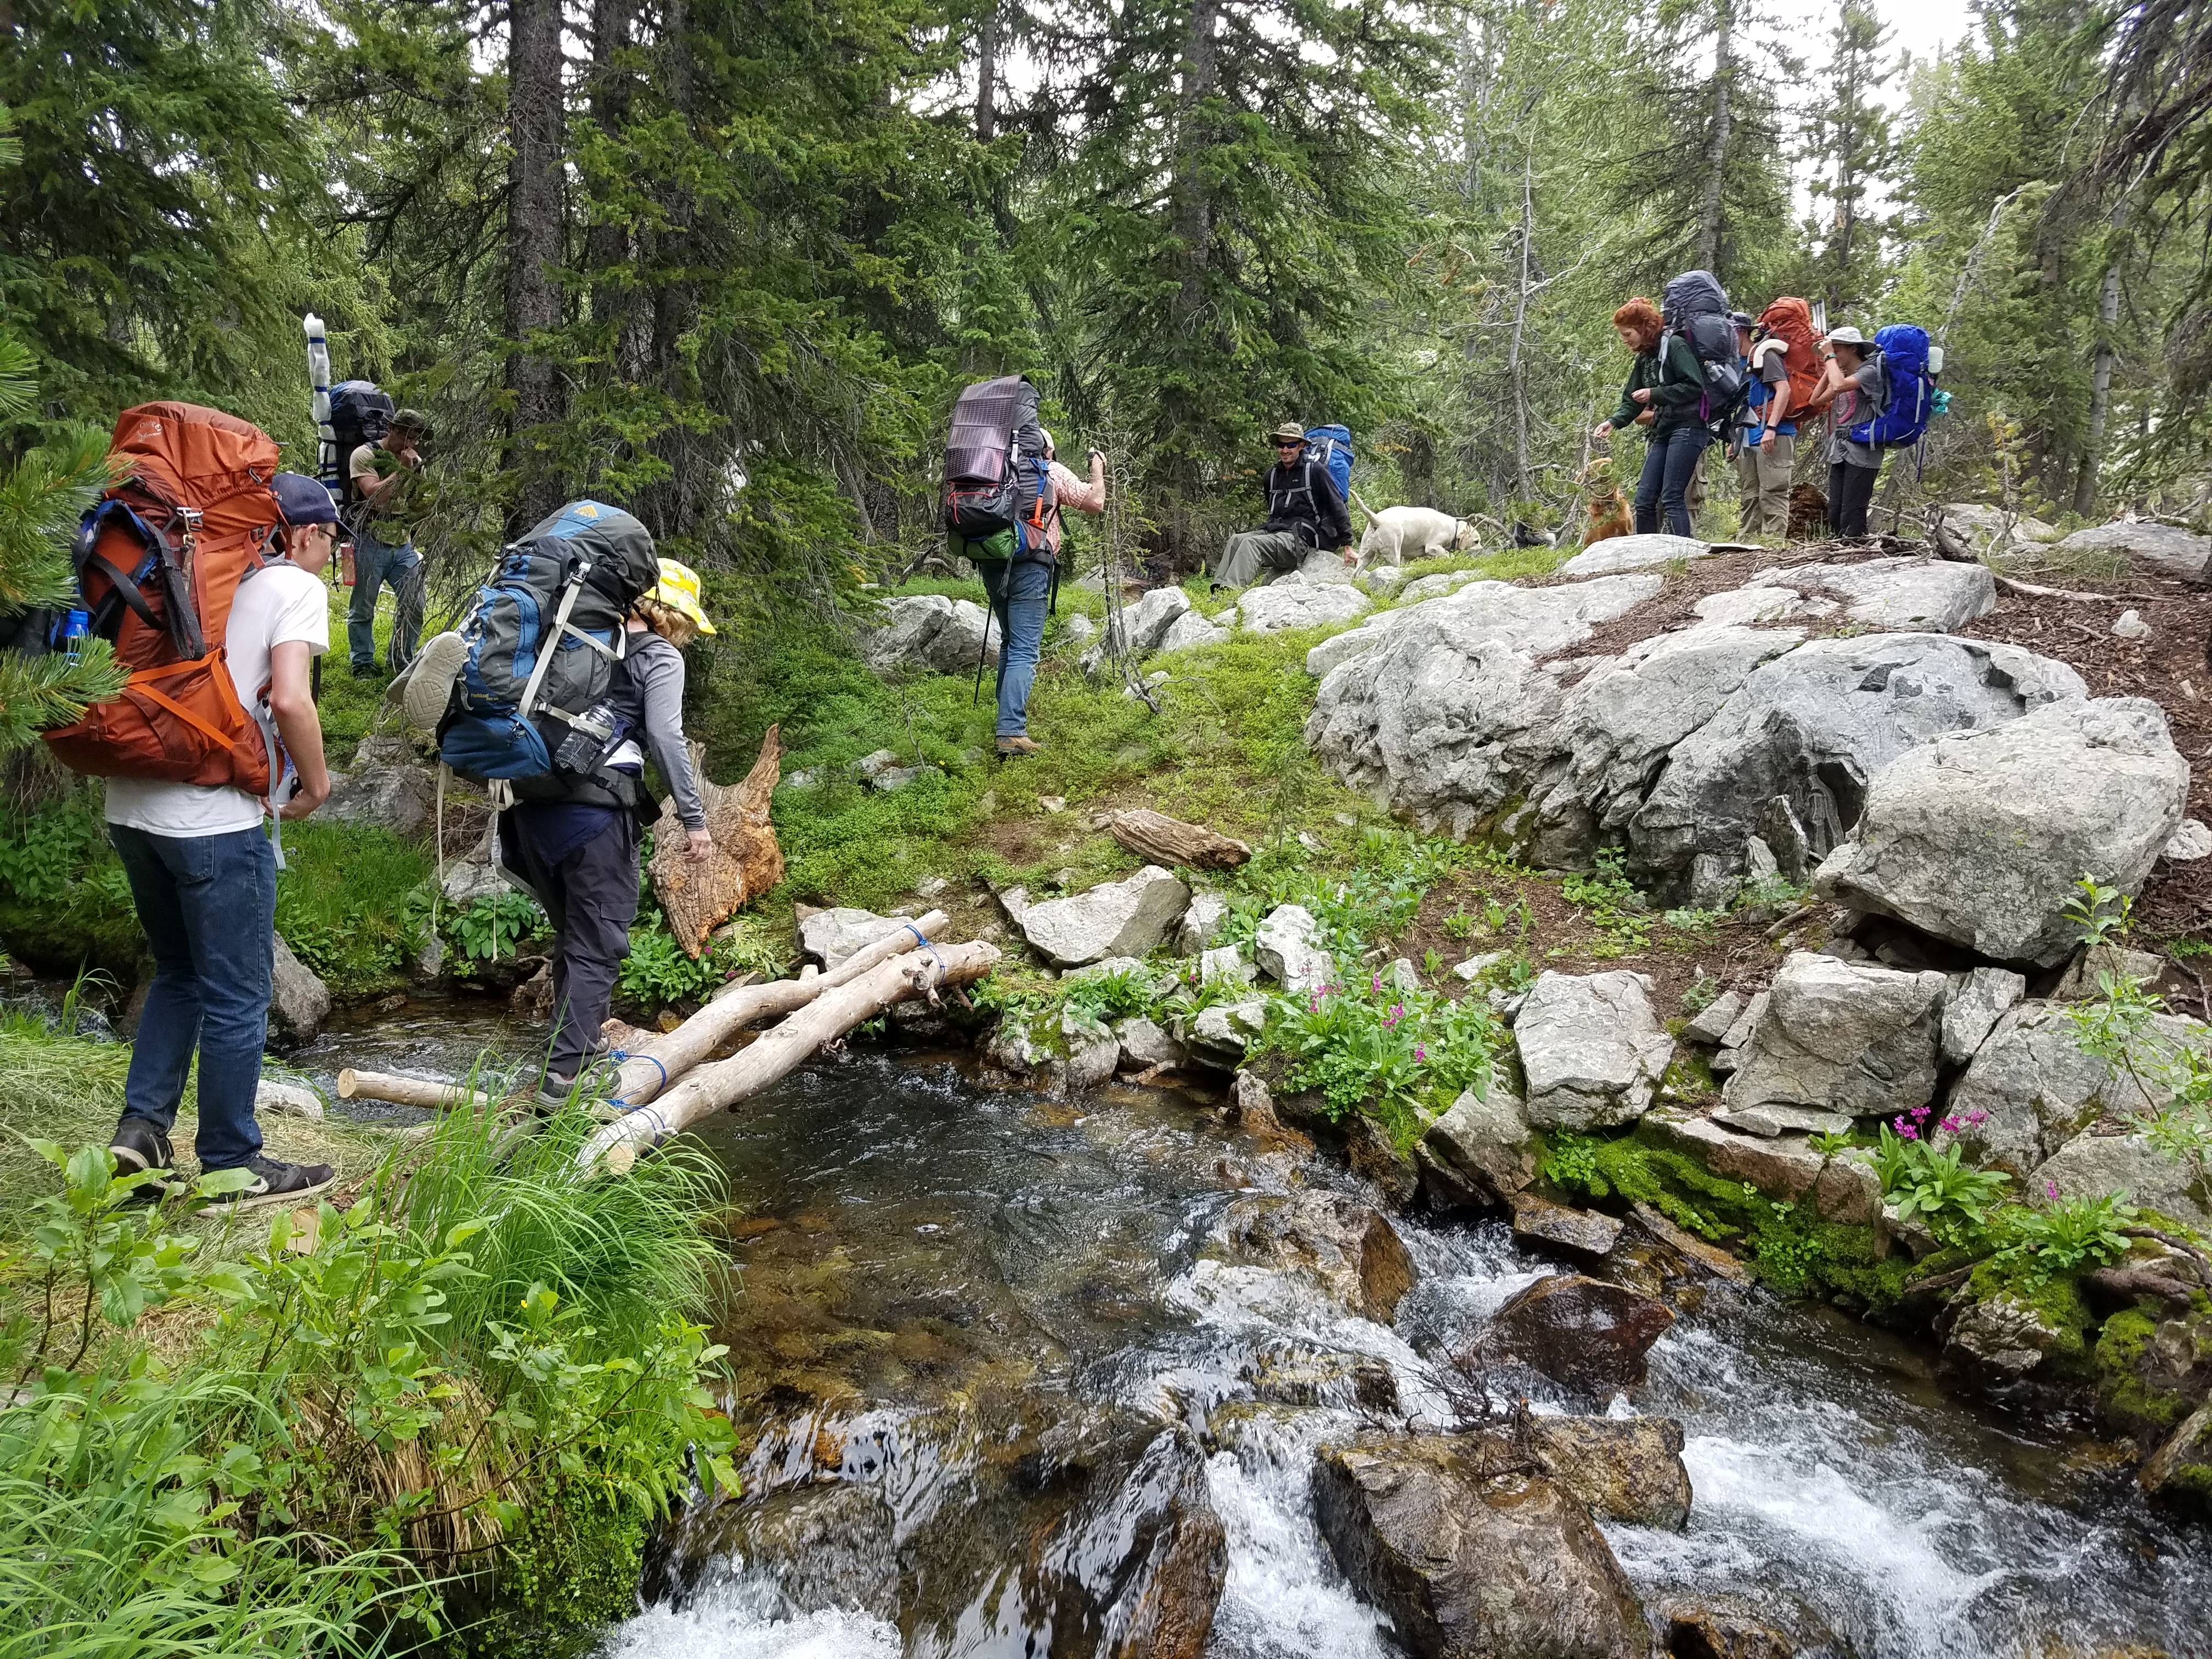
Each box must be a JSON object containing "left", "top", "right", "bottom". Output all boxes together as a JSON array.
[{"left": 304, "top": 996, "right": 2212, "bottom": 1659}]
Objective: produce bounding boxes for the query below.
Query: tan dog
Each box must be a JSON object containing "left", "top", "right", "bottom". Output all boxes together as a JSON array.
[
  {"left": 1357, "top": 504, "right": 1479, "bottom": 568},
  {"left": 1579, "top": 457, "right": 1633, "bottom": 548}
]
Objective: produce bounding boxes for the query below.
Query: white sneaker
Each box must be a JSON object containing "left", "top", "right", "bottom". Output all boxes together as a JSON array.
[{"left": 402, "top": 630, "right": 469, "bottom": 730}]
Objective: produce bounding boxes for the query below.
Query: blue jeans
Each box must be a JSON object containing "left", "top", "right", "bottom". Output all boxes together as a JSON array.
[
  {"left": 110, "top": 824, "right": 276, "bottom": 1171},
  {"left": 348, "top": 523, "right": 423, "bottom": 672},
  {"left": 1633, "top": 424, "right": 1714, "bottom": 538},
  {"left": 979, "top": 557, "right": 1052, "bottom": 739}
]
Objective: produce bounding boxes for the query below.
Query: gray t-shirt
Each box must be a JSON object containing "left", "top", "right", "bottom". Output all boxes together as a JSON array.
[{"left": 1827, "top": 357, "right": 1889, "bottom": 469}]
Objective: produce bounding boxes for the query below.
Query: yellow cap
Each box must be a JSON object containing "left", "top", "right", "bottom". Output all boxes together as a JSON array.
[{"left": 651, "top": 557, "right": 716, "bottom": 636}]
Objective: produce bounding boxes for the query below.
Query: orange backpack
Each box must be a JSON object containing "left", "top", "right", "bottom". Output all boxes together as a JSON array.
[
  {"left": 1754, "top": 298, "right": 1835, "bottom": 420},
  {"left": 44, "top": 402, "right": 288, "bottom": 799}
]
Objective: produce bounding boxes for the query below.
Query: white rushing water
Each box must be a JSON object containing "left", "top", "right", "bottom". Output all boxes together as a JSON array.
[{"left": 586, "top": 1059, "right": 2212, "bottom": 1659}]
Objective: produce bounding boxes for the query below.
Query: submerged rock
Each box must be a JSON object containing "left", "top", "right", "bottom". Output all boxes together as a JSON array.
[
  {"left": 1477, "top": 1273, "right": 1674, "bottom": 1396},
  {"left": 1514, "top": 970, "right": 1673, "bottom": 1130},
  {"left": 1210, "top": 1189, "right": 1417, "bottom": 1323},
  {"left": 1720, "top": 952, "right": 1946, "bottom": 1121},
  {"left": 1313, "top": 1437, "right": 1652, "bottom": 1659},
  {"left": 1663, "top": 1600, "right": 1803, "bottom": 1659},
  {"left": 1814, "top": 697, "right": 2189, "bottom": 968}
]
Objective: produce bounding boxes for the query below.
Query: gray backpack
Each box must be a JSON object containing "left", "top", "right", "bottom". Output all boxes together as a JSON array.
[{"left": 1660, "top": 269, "right": 1749, "bottom": 424}]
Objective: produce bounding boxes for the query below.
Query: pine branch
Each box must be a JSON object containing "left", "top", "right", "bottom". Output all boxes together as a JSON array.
[
  {"left": 0, "top": 427, "right": 115, "bottom": 612},
  {"left": 0, "top": 638, "right": 126, "bottom": 754}
]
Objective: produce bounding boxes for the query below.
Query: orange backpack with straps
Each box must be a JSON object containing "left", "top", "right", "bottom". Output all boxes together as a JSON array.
[
  {"left": 43, "top": 402, "right": 288, "bottom": 797},
  {"left": 1754, "top": 298, "right": 1835, "bottom": 420}
]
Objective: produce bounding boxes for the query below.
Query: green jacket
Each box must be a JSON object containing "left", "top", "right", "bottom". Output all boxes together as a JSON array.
[{"left": 1611, "top": 335, "right": 1708, "bottom": 435}]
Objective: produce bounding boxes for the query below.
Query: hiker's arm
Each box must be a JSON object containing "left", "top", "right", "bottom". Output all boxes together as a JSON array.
[
  {"left": 1057, "top": 456, "right": 1106, "bottom": 516},
  {"left": 353, "top": 459, "right": 409, "bottom": 510},
  {"left": 635, "top": 644, "right": 710, "bottom": 849},
  {"left": 1812, "top": 357, "right": 1846, "bottom": 405},
  {"left": 268, "top": 641, "right": 330, "bottom": 820}
]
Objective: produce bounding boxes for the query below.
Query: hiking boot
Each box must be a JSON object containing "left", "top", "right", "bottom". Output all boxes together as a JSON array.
[
  {"left": 401, "top": 630, "right": 467, "bottom": 729},
  {"left": 196, "top": 1155, "right": 336, "bottom": 1212},
  {"left": 109, "top": 1117, "right": 174, "bottom": 1179},
  {"left": 537, "top": 1071, "right": 579, "bottom": 1111},
  {"left": 996, "top": 735, "right": 1043, "bottom": 757}
]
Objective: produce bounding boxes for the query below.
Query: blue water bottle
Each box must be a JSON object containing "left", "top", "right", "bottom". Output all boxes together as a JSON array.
[{"left": 58, "top": 608, "right": 89, "bottom": 664}]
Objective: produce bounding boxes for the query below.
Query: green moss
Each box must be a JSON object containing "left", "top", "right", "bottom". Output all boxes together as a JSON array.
[
  {"left": 2094, "top": 1307, "right": 2192, "bottom": 1437},
  {"left": 1963, "top": 1257, "right": 2095, "bottom": 1374},
  {"left": 1660, "top": 1048, "right": 1717, "bottom": 1102}
]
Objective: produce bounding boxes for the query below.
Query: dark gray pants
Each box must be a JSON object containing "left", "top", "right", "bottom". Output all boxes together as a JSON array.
[{"left": 505, "top": 809, "right": 640, "bottom": 1078}]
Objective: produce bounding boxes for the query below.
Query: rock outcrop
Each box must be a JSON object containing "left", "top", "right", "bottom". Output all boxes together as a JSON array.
[
  {"left": 1423, "top": 1080, "right": 1537, "bottom": 1201},
  {"left": 2052, "top": 520, "right": 2212, "bottom": 580},
  {"left": 1720, "top": 952, "right": 1948, "bottom": 1121},
  {"left": 1521, "top": 1414, "right": 1692, "bottom": 1529},
  {"left": 1252, "top": 904, "right": 1334, "bottom": 992},
  {"left": 1003, "top": 866, "right": 1190, "bottom": 966},
  {"left": 861, "top": 594, "right": 998, "bottom": 675},
  {"left": 1313, "top": 1438, "right": 1651, "bottom": 1659},
  {"left": 320, "top": 735, "right": 435, "bottom": 836},
  {"left": 1555, "top": 533, "right": 1712, "bottom": 578},
  {"left": 1814, "top": 698, "right": 2190, "bottom": 967},
  {"left": 1514, "top": 970, "right": 1672, "bottom": 1130},
  {"left": 1237, "top": 582, "right": 1370, "bottom": 635},
  {"left": 268, "top": 933, "right": 330, "bottom": 1045},
  {"left": 798, "top": 906, "right": 916, "bottom": 969}
]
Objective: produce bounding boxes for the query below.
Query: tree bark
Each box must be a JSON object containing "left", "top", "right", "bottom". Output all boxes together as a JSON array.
[
  {"left": 975, "top": 3, "right": 1000, "bottom": 144},
  {"left": 505, "top": 0, "right": 568, "bottom": 530},
  {"left": 1695, "top": 0, "right": 1735, "bottom": 275},
  {"left": 587, "top": 0, "right": 643, "bottom": 380},
  {"left": 1509, "top": 136, "right": 1535, "bottom": 500},
  {"left": 2074, "top": 246, "right": 2124, "bottom": 517}
]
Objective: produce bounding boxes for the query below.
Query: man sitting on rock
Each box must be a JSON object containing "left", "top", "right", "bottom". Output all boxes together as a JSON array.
[{"left": 1214, "top": 422, "right": 1354, "bottom": 589}]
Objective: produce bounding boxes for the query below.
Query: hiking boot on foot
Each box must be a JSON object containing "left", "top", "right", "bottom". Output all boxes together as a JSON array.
[
  {"left": 196, "top": 1155, "right": 336, "bottom": 1212},
  {"left": 401, "top": 629, "right": 468, "bottom": 730},
  {"left": 996, "top": 735, "right": 1043, "bottom": 757},
  {"left": 109, "top": 1117, "right": 174, "bottom": 1179}
]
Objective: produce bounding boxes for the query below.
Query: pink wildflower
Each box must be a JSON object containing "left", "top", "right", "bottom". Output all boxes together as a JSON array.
[
  {"left": 1414, "top": 1045, "right": 1427, "bottom": 1062},
  {"left": 2046, "top": 1180, "right": 2059, "bottom": 1201},
  {"left": 1938, "top": 1116, "right": 1962, "bottom": 1134}
]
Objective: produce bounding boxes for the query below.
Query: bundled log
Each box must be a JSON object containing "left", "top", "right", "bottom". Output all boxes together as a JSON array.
[
  {"left": 579, "top": 939, "right": 1000, "bottom": 1174},
  {"left": 603, "top": 909, "right": 949, "bottom": 1103},
  {"left": 1103, "top": 808, "right": 1250, "bottom": 870},
  {"left": 651, "top": 726, "right": 786, "bottom": 957},
  {"left": 338, "top": 1070, "right": 497, "bottom": 1111}
]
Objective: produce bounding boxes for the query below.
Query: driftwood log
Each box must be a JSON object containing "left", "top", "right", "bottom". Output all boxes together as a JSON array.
[
  {"left": 338, "top": 1069, "right": 499, "bottom": 1111},
  {"left": 603, "top": 909, "right": 949, "bottom": 1104},
  {"left": 1103, "top": 808, "right": 1251, "bottom": 871},
  {"left": 651, "top": 725, "right": 786, "bottom": 958},
  {"left": 579, "top": 939, "right": 1001, "bottom": 1173}
]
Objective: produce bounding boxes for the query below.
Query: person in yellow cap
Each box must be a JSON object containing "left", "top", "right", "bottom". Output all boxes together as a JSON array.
[{"left": 511, "top": 556, "right": 720, "bottom": 1103}]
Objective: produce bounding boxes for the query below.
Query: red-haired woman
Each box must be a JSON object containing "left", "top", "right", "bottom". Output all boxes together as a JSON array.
[{"left": 1590, "top": 297, "right": 1712, "bottom": 538}]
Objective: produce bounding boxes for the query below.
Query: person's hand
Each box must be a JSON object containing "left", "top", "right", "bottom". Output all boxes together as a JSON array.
[
  {"left": 1590, "top": 421, "right": 1613, "bottom": 442},
  {"left": 1630, "top": 387, "right": 1654, "bottom": 405},
  {"left": 1087, "top": 448, "right": 1104, "bottom": 466},
  {"left": 686, "top": 827, "right": 714, "bottom": 861},
  {"left": 279, "top": 778, "right": 329, "bottom": 821},
  {"left": 1757, "top": 426, "right": 1775, "bottom": 451},
  {"left": 1339, "top": 546, "right": 1356, "bottom": 565}
]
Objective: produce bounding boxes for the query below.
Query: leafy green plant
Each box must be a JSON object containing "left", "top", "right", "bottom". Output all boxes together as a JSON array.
[
  {"left": 1991, "top": 1190, "right": 2140, "bottom": 1285},
  {"left": 2064, "top": 872, "right": 2134, "bottom": 949},
  {"left": 1256, "top": 970, "right": 1498, "bottom": 1149},
  {"left": 1541, "top": 1132, "right": 1601, "bottom": 1194},
  {"left": 1064, "top": 963, "right": 1158, "bottom": 1026},
  {"left": 1560, "top": 849, "right": 1651, "bottom": 956},
  {"left": 1874, "top": 1125, "right": 2012, "bottom": 1238},
  {"left": 1423, "top": 947, "right": 1444, "bottom": 979},
  {"left": 1443, "top": 909, "right": 1475, "bottom": 941},
  {"left": 448, "top": 889, "right": 547, "bottom": 963},
  {"left": 2065, "top": 875, "right": 2212, "bottom": 1181}
]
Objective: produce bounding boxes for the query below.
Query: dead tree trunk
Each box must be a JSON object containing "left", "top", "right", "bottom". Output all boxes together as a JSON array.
[
  {"left": 505, "top": 0, "right": 568, "bottom": 530},
  {"left": 2074, "top": 233, "right": 2125, "bottom": 517},
  {"left": 1695, "top": 0, "right": 1735, "bottom": 275}
]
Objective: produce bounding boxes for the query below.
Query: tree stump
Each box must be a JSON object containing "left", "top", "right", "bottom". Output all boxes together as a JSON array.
[
  {"left": 651, "top": 725, "right": 786, "bottom": 957},
  {"left": 1103, "top": 808, "right": 1251, "bottom": 870}
]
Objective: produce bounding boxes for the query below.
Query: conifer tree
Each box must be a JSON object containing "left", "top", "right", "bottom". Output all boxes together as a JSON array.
[{"left": 1805, "top": 0, "right": 1897, "bottom": 315}]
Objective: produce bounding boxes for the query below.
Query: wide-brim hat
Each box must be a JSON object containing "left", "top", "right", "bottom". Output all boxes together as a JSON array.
[
  {"left": 1825, "top": 325, "right": 1869, "bottom": 348},
  {"left": 1265, "top": 421, "right": 1307, "bottom": 446},
  {"left": 651, "top": 557, "right": 717, "bottom": 636}
]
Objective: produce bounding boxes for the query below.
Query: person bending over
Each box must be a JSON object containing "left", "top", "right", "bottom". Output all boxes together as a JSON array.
[{"left": 1590, "top": 297, "right": 1712, "bottom": 539}]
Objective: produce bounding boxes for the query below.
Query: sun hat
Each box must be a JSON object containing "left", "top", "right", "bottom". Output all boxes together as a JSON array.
[
  {"left": 390, "top": 408, "right": 435, "bottom": 439},
  {"left": 1825, "top": 325, "right": 1870, "bottom": 348},
  {"left": 650, "top": 558, "right": 717, "bottom": 636},
  {"left": 1266, "top": 421, "right": 1307, "bottom": 446},
  {"left": 270, "top": 472, "right": 339, "bottom": 528}
]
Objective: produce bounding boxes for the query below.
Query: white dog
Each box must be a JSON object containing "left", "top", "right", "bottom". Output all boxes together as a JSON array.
[{"left": 1357, "top": 505, "right": 1478, "bottom": 567}]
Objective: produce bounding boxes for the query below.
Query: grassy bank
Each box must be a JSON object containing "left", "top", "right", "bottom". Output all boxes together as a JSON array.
[{"left": 0, "top": 1011, "right": 735, "bottom": 1656}]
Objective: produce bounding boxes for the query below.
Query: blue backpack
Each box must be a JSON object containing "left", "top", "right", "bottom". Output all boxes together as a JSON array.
[
  {"left": 436, "top": 501, "right": 659, "bottom": 783},
  {"left": 1304, "top": 425, "right": 1355, "bottom": 505},
  {"left": 1851, "top": 325, "right": 1937, "bottom": 448}
]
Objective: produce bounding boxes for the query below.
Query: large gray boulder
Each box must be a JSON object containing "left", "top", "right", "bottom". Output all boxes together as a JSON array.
[
  {"left": 1236, "top": 582, "right": 1370, "bottom": 635},
  {"left": 1772, "top": 556, "right": 1998, "bottom": 632},
  {"left": 268, "top": 933, "right": 330, "bottom": 1046},
  {"left": 1629, "top": 634, "right": 2085, "bottom": 900},
  {"left": 1722, "top": 952, "right": 1948, "bottom": 1121},
  {"left": 1945, "top": 1001, "right": 2210, "bottom": 1178},
  {"left": 1814, "top": 698, "right": 2190, "bottom": 967},
  {"left": 861, "top": 594, "right": 998, "bottom": 675},
  {"left": 1302, "top": 573, "right": 1664, "bottom": 838},
  {"left": 1004, "top": 866, "right": 1189, "bottom": 966},
  {"left": 1423, "top": 1079, "right": 1537, "bottom": 1200},
  {"left": 1313, "top": 1438, "right": 1652, "bottom": 1659},
  {"left": 1514, "top": 970, "right": 1673, "bottom": 1130},
  {"left": 797, "top": 906, "right": 916, "bottom": 969},
  {"left": 1124, "top": 584, "right": 1192, "bottom": 652},
  {"left": 2053, "top": 520, "right": 2212, "bottom": 579},
  {"left": 1555, "top": 533, "right": 1712, "bottom": 578},
  {"left": 1158, "top": 608, "right": 1231, "bottom": 654},
  {"left": 319, "top": 736, "right": 436, "bottom": 836},
  {"left": 1252, "top": 904, "right": 1334, "bottom": 992}
]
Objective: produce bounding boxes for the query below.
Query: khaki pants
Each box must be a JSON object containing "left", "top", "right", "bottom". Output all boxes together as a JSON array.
[
  {"left": 1214, "top": 529, "right": 1310, "bottom": 589},
  {"left": 1733, "top": 431, "right": 1795, "bottom": 540}
]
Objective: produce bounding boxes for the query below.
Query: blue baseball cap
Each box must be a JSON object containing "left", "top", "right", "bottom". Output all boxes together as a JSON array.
[{"left": 272, "top": 472, "right": 340, "bottom": 528}]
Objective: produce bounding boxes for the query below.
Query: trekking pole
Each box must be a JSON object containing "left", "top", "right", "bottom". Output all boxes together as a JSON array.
[{"left": 973, "top": 594, "right": 994, "bottom": 706}]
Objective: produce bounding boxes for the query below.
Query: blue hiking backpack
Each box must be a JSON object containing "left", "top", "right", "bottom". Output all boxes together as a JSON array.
[
  {"left": 1850, "top": 324, "right": 1937, "bottom": 448},
  {"left": 436, "top": 500, "right": 660, "bottom": 784},
  {"left": 1304, "top": 425, "right": 1355, "bottom": 505}
]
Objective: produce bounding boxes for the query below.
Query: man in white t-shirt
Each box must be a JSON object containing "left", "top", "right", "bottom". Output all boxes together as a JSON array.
[{"left": 106, "top": 473, "right": 340, "bottom": 1208}]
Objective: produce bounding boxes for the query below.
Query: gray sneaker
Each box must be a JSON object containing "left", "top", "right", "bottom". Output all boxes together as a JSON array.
[
  {"left": 400, "top": 629, "right": 468, "bottom": 730},
  {"left": 196, "top": 1155, "right": 336, "bottom": 1213}
]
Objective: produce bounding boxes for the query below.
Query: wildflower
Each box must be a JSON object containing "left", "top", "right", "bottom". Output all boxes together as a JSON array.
[
  {"left": 2046, "top": 1180, "right": 2059, "bottom": 1201},
  {"left": 1938, "top": 1116, "right": 1961, "bottom": 1133},
  {"left": 1414, "top": 1045, "right": 1427, "bottom": 1062},
  {"left": 1898, "top": 1123, "right": 1920, "bottom": 1141},
  {"left": 1966, "top": 1109, "right": 1989, "bottom": 1126}
]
